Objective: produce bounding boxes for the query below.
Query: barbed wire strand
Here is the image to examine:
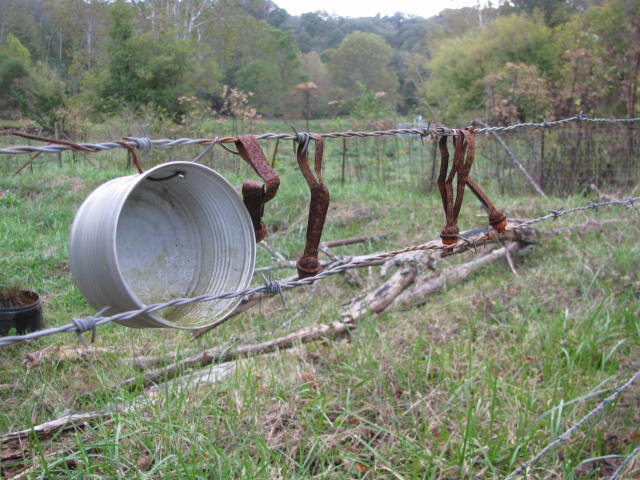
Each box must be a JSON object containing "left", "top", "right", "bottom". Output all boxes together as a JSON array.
[
  {"left": 1, "top": 114, "right": 639, "bottom": 156},
  {"left": 514, "top": 197, "right": 638, "bottom": 228},
  {"left": 503, "top": 368, "right": 640, "bottom": 480},
  {"left": 0, "top": 195, "right": 637, "bottom": 349},
  {"left": 609, "top": 444, "right": 640, "bottom": 480}
]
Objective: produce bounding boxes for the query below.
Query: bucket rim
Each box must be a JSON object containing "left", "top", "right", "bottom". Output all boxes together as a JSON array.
[{"left": 0, "top": 290, "right": 41, "bottom": 313}]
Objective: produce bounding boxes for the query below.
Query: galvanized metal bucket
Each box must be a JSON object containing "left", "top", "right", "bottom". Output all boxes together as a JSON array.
[{"left": 69, "top": 162, "right": 256, "bottom": 329}]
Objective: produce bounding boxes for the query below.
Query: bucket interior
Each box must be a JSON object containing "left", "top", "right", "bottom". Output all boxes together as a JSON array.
[{"left": 114, "top": 165, "right": 254, "bottom": 327}]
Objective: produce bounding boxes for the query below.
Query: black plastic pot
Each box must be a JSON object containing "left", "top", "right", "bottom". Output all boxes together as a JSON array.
[{"left": 0, "top": 290, "right": 43, "bottom": 336}]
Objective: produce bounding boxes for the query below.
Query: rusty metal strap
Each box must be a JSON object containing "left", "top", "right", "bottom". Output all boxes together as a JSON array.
[
  {"left": 235, "top": 135, "right": 280, "bottom": 242},
  {"left": 437, "top": 126, "right": 507, "bottom": 245},
  {"left": 295, "top": 134, "right": 330, "bottom": 279}
]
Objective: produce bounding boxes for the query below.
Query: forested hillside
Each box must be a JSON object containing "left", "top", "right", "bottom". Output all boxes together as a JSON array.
[{"left": 0, "top": 0, "right": 638, "bottom": 131}]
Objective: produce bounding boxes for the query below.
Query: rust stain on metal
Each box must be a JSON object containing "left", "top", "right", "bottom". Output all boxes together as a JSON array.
[
  {"left": 235, "top": 135, "right": 280, "bottom": 242},
  {"left": 295, "top": 134, "right": 330, "bottom": 279}
]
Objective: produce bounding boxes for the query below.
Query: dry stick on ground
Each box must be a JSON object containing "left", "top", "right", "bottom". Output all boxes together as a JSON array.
[
  {"left": 121, "top": 321, "right": 353, "bottom": 391},
  {"left": 21, "top": 345, "right": 151, "bottom": 369},
  {"left": 1, "top": 323, "right": 350, "bottom": 475},
  {"left": 392, "top": 242, "right": 524, "bottom": 310},
  {"left": 320, "top": 232, "right": 390, "bottom": 248},
  {"left": 1, "top": 362, "right": 236, "bottom": 477},
  {"left": 344, "top": 219, "right": 615, "bottom": 320},
  {"left": 21, "top": 344, "right": 201, "bottom": 372},
  {"left": 0, "top": 409, "right": 118, "bottom": 448},
  {"left": 342, "top": 242, "right": 520, "bottom": 319},
  {"left": 343, "top": 224, "right": 536, "bottom": 319}
]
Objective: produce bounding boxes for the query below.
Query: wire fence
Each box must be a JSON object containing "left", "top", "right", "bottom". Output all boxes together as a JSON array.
[
  {"left": 1, "top": 195, "right": 638, "bottom": 348},
  {"left": 2, "top": 114, "right": 639, "bottom": 195},
  {"left": 1, "top": 114, "right": 639, "bottom": 478},
  {"left": 1, "top": 194, "right": 638, "bottom": 478}
]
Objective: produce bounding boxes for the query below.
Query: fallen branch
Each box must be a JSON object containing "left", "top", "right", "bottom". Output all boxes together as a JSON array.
[
  {"left": 1, "top": 362, "right": 235, "bottom": 477},
  {"left": 343, "top": 218, "right": 616, "bottom": 320},
  {"left": 22, "top": 345, "right": 149, "bottom": 369},
  {"left": 123, "top": 320, "right": 353, "bottom": 391},
  {"left": 320, "top": 232, "right": 390, "bottom": 248},
  {"left": 345, "top": 248, "right": 440, "bottom": 319},
  {"left": 393, "top": 242, "right": 523, "bottom": 309},
  {"left": 0, "top": 408, "right": 117, "bottom": 446},
  {"left": 343, "top": 224, "right": 536, "bottom": 319}
]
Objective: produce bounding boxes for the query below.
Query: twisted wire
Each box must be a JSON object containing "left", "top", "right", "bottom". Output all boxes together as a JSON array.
[
  {"left": 514, "top": 197, "right": 638, "bottom": 228},
  {"left": 2, "top": 115, "right": 639, "bottom": 156},
  {"left": 0, "top": 195, "right": 637, "bottom": 348},
  {"left": 608, "top": 444, "right": 640, "bottom": 480},
  {"left": 504, "top": 368, "right": 640, "bottom": 480},
  {"left": 475, "top": 114, "right": 640, "bottom": 134}
]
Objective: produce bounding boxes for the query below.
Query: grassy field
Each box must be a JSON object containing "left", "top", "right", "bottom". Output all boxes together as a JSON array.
[{"left": 0, "top": 119, "right": 639, "bottom": 479}]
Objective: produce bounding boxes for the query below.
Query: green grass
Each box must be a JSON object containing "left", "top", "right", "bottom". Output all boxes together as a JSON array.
[{"left": 1, "top": 120, "right": 639, "bottom": 479}]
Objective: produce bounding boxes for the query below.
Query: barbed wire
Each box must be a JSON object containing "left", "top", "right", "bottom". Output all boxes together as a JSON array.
[
  {"left": 609, "top": 444, "right": 640, "bottom": 480},
  {"left": 475, "top": 113, "right": 640, "bottom": 134},
  {"left": 514, "top": 197, "right": 638, "bottom": 228},
  {"left": 0, "top": 195, "right": 637, "bottom": 348},
  {"left": 503, "top": 367, "right": 640, "bottom": 480},
  {"left": 1, "top": 114, "right": 638, "bottom": 157}
]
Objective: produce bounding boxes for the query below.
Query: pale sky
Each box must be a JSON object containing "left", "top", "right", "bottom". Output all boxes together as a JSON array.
[{"left": 274, "top": 0, "right": 488, "bottom": 18}]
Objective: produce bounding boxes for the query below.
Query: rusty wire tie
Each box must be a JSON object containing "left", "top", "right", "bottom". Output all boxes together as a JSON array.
[
  {"left": 294, "top": 132, "right": 330, "bottom": 279},
  {"left": 12, "top": 130, "right": 145, "bottom": 174},
  {"left": 234, "top": 135, "right": 280, "bottom": 243},
  {"left": 437, "top": 126, "right": 507, "bottom": 246}
]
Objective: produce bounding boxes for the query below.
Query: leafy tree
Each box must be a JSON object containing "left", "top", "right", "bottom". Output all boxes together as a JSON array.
[
  {"left": 350, "top": 87, "right": 395, "bottom": 129},
  {"left": 424, "top": 14, "right": 556, "bottom": 121},
  {"left": 485, "top": 62, "right": 551, "bottom": 123},
  {"left": 0, "top": 0, "right": 42, "bottom": 60},
  {"left": 0, "top": 34, "right": 31, "bottom": 113},
  {"left": 48, "top": 0, "right": 111, "bottom": 75},
  {"left": 397, "top": 51, "right": 430, "bottom": 115},
  {"left": 223, "top": 23, "right": 304, "bottom": 116},
  {"left": 327, "top": 31, "right": 399, "bottom": 110},
  {"left": 553, "top": 0, "right": 639, "bottom": 117},
  {"left": 0, "top": 32, "right": 66, "bottom": 128},
  {"left": 299, "top": 51, "right": 332, "bottom": 117},
  {"left": 15, "top": 61, "right": 67, "bottom": 130},
  {"left": 99, "top": 1, "right": 198, "bottom": 118},
  {"left": 510, "top": 0, "right": 576, "bottom": 26}
]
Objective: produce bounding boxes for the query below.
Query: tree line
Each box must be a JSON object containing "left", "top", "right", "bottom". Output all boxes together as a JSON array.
[{"left": 0, "top": 0, "right": 638, "bottom": 132}]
